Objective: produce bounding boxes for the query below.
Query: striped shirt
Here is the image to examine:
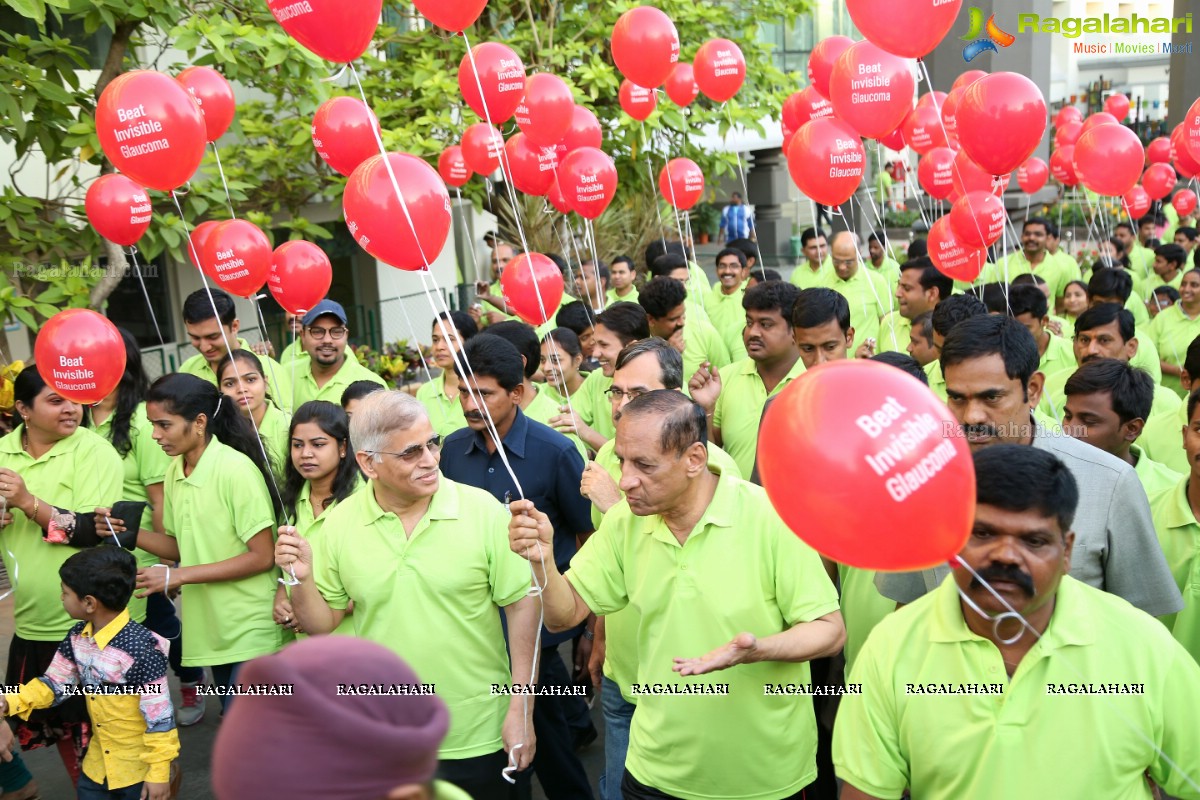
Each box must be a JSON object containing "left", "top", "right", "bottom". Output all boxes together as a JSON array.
[{"left": 720, "top": 203, "right": 754, "bottom": 240}]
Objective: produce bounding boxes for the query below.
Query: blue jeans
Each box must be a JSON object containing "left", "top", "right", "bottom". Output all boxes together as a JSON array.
[
  {"left": 77, "top": 772, "right": 143, "bottom": 799},
  {"left": 600, "top": 676, "right": 634, "bottom": 800},
  {"left": 210, "top": 662, "right": 244, "bottom": 713}
]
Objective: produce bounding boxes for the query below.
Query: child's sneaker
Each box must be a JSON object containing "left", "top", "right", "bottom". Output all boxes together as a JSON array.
[{"left": 177, "top": 682, "right": 205, "bottom": 727}]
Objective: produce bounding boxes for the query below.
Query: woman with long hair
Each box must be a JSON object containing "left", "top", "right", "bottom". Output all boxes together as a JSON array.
[
  {"left": 540, "top": 327, "right": 586, "bottom": 403},
  {"left": 415, "top": 310, "right": 477, "bottom": 437},
  {"left": 104, "top": 373, "right": 282, "bottom": 709},
  {"left": 216, "top": 349, "right": 290, "bottom": 477},
  {"left": 274, "top": 401, "right": 361, "bottom": 637},
  {"left": 0, "top": 366, "right": 123, "bottom": 792}
]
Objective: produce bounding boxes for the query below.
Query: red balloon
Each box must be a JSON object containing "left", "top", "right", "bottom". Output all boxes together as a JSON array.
[
  {"left": 85, "top": 174, "right": 152, "bottom": 247},
  {"left": 176, "top": 66, "right": 235, "bottom": 143},
  {"left": 848, "top": 0, "right": 962, "bottom": 58},
  {"left": 618, "top": 80, "right": 657, "bottom": 122},
  {"left": 693, "top": 38, "right": 746, "bottom": 103},
  {"left": 664, "top": 62, "right": 699, "bottom": 107},
  {"left": 187, "top": 220, "right": 221, "bottom": 271},
  {"left": 1185, "top": 98, "right": 1200, "bottom": 165},
  {"left": 1174, "top": 189, "right": 1198, "bottom": 218},
  {"left": 557, "top": 147, "right": 617, "bottom": 220},
  {"left": 758, "top": 359, "right": 974, "bottom": 570},
  {"left": 950, "top": 191, "right": 1006, "bottom": 249},
  {"left": 34, "top": 309, "right": 126, "bottom": 405},
  {"left": 1104, "top": 92, "right": 1131, "bottom": 122},
  {"left": 956, "top": 72, "right": 1046, "bottom": 177},
  {"left": 461, "top": 123, "right": 505, "bottom": 175},
  {"left": 1050, "top": 146, "right": 1078, "bottom": 187},
  {"left": 199, "top": 219, "right": 271, "bottom": 298},
  {"left": 781, "top": 86, "right": 833, "bottom": 131},
  {"left": 1074, "top": 123, "right": 1145, "bottom": 197},
  {"left": 1173, "top": 121, "right": 1200, "bottom": 179},
  {"left": 928, "top": 215, "right": 987, "bottom": 282},
  {"left": 1053, "top": 106, "right": 1083, "bottom": 128},
  {"left": 503, "top": 133, "right": 559, "bottom": 196},
  {"left": 557, "top": 106, "right": 602, "bottom": 155},
  {"left": 918, "top": 147, "right": 956, "bottom": 200},
  {"left": 1146, "top": 137, "right": 1173, "bottom": 165},
  {"left": 1017, "top": 157, "right": 1049, "bottom": 194},
  {"left": 1123, "top": 186, "right": 1151, "bottom": 220},
  {"left": 808, "top": 36, "right": 854, "bottom": 98},
  {"left": 266, "top": 0, "right": 381, "bottom": 63},
  {"left": 940, "top": 87, "right": 964, "bottom": 139},
  {"left": 787, "top": 117, "right": 865, "bottom": 207},
  {"left": 878, "top": 125, "right": 905, "bottom": 151},
  {"left": 268, "top": 241, "right": 332, "bottom": 316},
  {"left": 1054, "top": 120, "right": 1083, "bottom": 147},
  {"left": 412, "top": 0, "right": 486, "bottom": 32},
  {"left": 458, "top": 43, "right": 526, "bottom": 124},
  {"left": 902, "top": 104, "right": 948, "bottom": 156},
  {"left": 1142, "top": 162, "right": 1177, "bottom": 201},
  {"left": 95, "top": 71, "right": 206, "bottom": 192},
  {"left": 438, "top": 145, "right": 474, "bottom": 188},
  {"left": 312, "top": 96, "right": 381, "bottom": 177},
  {"left": 611, "top": 7, "right": 679, "bottom": 89},
  {"left": 782, "top": 127, "right": 797, "bottom": 157},
  {"left": 500, "top": 253, "right": 564, "bottom": 326},
  {"left": 515, "top": 73, "right": 574, "bottom": 146},
  {"left": 829, "top": 41, "right": 915, "bottom": 140},
  {"left": 952, "top": 70, "right": 987, "bottom": 93},
  {"left": 917, "top": 90, "right": 946, "bottom": 111},
  {"left": 951, "top": 149, "right": 1008, "bottom": 196},
  {"left": 658, "top": 158, "right": 704, "bottom": 211},
  {"left": 1081, "top": 112, "right": 1118, "bottom": 135},
  {"left": 546, "top": 177, "right": 571, "bottom": 214},
  {"left": 343, "top": 153, "right": 451, "bottom": 271}
]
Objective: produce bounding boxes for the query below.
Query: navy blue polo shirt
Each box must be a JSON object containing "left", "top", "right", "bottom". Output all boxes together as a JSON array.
[{"left": 441, "top": 407, "right": 594, "bottom": 646}]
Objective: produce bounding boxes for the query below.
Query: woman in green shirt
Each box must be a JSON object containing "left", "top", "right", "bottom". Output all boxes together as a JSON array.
[
  {"left": 540, "top": 327, "right": 586, "bottom": 404},
  {"left": 415, "top": 311, "right": 477, "bottom": 438},
  {"left": 217, "top": 349, "right": 291, "bottom": 477},
  {"left": 1060, "top": 280, "right": 1089, "bottom": 338}
]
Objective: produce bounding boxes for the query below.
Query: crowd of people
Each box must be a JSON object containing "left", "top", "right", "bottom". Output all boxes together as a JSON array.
[{"left": 0, "top": 203, "right": 1198, "bottom": 800}]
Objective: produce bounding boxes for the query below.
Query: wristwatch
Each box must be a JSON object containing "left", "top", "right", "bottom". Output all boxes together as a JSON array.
[{"left": 582, "top": 629, "right": 594, "bottom": 640}]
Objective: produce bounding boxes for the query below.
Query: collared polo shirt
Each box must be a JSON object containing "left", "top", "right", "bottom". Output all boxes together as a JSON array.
[
  {"left": 876, "top": 311, "right": 911, "bottom": 355},
  {"left": 567, "top": 473, "right": 840, "bottom": 800},
  {"left": 0, "top": 426, "right": 123, "bottom": 640},
  {"left": 178, "top": 337, "right": 294, "bottom": 412},
  {"left": 823, "top": 267, "right": 892, "bottom": 354},
  {"left": 1131, "top": 443, "right": 1184, "bottom": 499},
  {"left": 292, "top": 479, "right": 361, "bottom": 637},
  {"left": 838, "top": 564, "right": 895, "bottom": 677},
  {"left": 924, "top": 359, "right": 947, "bottom": 400},
  {"left": 606, "top": 286, "right": 639, "bottom": 306},
  {"left": 416, "top": 373, "right": 468, "bottom": 439},
  {"left": 313, "top": 477, "right": 531, "bottom": 758},
  {"left": 1038, "top": 331, "right": 1074, "bottom": 378},
  {"left": 1139, "top": 400, "right": 1191, "bottom": 475},
  {"left": 1150, "top": 303, "right": 1200, "bottom": 396},
  {"left": 714, "top": 356, "right": 806, "bottom": 478},
  {"left": 1039, "top": 365, "right": 1180, "bottom": 424},
  {"left": 290, "top": 354, "right": 387, "bottom": 407},
  {"left": 706, "top": 282, "right": 749, "bottom": 363},
  {"left": 573, "top": 368, "right": 615, "bottom": 441},
  {"left": 834, "top": 575, "right": 1200, "bottom": 800},
  {"left": 522, "top": 385, "right": 586, "bottom": 458},
  {"left": 789, "top": 257, "right": 832, "bottom": 289},
  {"left": 1147, "top": 477, "right": 1200, "bottom": 664},
  {"left": 258, "top": 402, "right": 291, "bottom": 477},
  {"left": 681, "top": 316, "right": 733, "bottom": 385},
  {"left": 163, "top": 437, "right": 281, "bottom": 666},
  {"left": 1147, "top": 270, "right": 1185, "bottom": 293},
  {"left": 866, "top": 257, "right": 901, "bottom": 290}
]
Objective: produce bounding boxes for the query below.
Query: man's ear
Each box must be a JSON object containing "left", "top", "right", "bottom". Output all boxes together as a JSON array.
[
  {"left": 1182, "top": 369, "right": 1193, "bottom": 393},
  {"left": 229, "top": 319, "right": 240, "bottom": 338},
  {"left": 356, "top": 451, "right": 380, "bottom": 480},
  {"left": 1026, "top": 370, "right": 1045, "bottom": 408},
  {"left": 1122, "top": 418, "right": 1145, "bottom": 444},
  {"left": 511, "top": 382, "right": 526, "bottom": 405},
  {"left": 1125, "top": 337, "right": 1139, "bottom": 360},
  {"left": 845, "top": 327, "right": 855, "bottom": 348}
]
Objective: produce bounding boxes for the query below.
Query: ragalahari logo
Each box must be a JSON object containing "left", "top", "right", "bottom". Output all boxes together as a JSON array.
[{"left": 961, "top": 8, "right": 1016, "bottom": 62}]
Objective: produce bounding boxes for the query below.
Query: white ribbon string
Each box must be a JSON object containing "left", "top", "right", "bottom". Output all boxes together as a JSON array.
[
  {"left": 0, "top": 497, "right": 16, "bottom": 602},
  {"left": 211, "top": 142, "right": 237, "bottom": 219},
  {"left": 395, "top": 296, "right": 435, "bottom": 386},
  {"left": 847, "top": 194, "right": 899, "bottom": 351},
  {"left": 127, "top": 246, "right": 165, "bottom": 348},
  {"left": 102, "top": 514, "right": 124, "bottom": 550}
]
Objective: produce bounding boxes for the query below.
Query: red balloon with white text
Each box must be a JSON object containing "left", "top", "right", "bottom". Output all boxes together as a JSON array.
[
  {"left": 829, "top": 41, "right": 915, "bottom": 140},
  {"left": 658, "top": 158, "right": 705, "bottom": 211},
  {"left": 787, "top": 118, "right": 865, "bottom": 207},
  {"left": 458, "top": 43, "right": 526, "bottom": 124},
  {"left": 35, "top": 309, "right": 126, "bottom": 405},
  {"left": 693, "top": 38, "right": 746, "bottom": 103},
  {"left": 928, "top": 215, "right": 986, "bottom": 282},
  {"left": 266, "top": 0, "right": 381, "bottom": 63},
  {"left": 610, "top": 7, "right": 679, "bottom": 89},
  {"left": 618, "top": 80, "right": 657, "bottom": 122},
  {"left": 557, "top": 147, "right": 617, "bottom": 220},
  {"left": 438, "top": 146, "right": 474, "bottom": 188},
  {"left": 85, "top": 174, "right": 152, "bottom": 247},
  {"left": 269, "top": 241, "right": 333, "bottom": 316},
  {"left": 176, "top": 66, "right": 235, "bottom": 142},
  {"left": 500, "top": 253, "right": 564, "bottom": 326},
  {"left": 956, "top": 72, "right": 1046, "bottom": 177},
  {"left": 343, "top": 153, "right": 452, "bottom": 271},
  {"left": 199, "top": 219, "right": 272, "bottom": 298},
  {"left": 312, "top": 96, "right": 382, "bottom": 177}
]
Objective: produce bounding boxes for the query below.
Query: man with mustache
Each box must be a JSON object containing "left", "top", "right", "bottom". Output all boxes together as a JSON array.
[
  {"left": 876, "top": 314, "right": 1182, "bottom": 618},
  {"left": 835, "top": 445, "right": 1200, "bottom": 800},
  {"left": 290, "top": 300, "right": 386, "bottom": 407}
]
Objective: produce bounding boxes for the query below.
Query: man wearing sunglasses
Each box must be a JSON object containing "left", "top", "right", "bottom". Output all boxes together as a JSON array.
[{"left": 291, "top": 299, "right": 387, "bottom": 407}]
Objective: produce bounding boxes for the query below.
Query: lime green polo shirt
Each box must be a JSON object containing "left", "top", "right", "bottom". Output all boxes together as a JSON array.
[
  {"left": 1129, "top": 242, "right": 1155, "bottom": 280},
  {"left": 178, "top": 337, "right": 294, "bottom": 413},
  {"left": 606, "top": 286, "right": 639, "bottom": 306},
  {"left": 876, "top": 311, "right": 911, "bottom": 355},
  {"left": 1148, "top": 477, "right": 1200, "bottom": 665},
  {"left": 0, "top": 426, "right": 123, "bottom": 641},
  {"left": 1147, "top": 270, "right": 1185, "bottom": 293},
  {"left": 573, "top": 369, "right": 616, "bottom": 442},
  {"left": 416, "top": 374, "right": 468, "bottom": 439},
  {"left": 706, "top": 283, "right": 749, "bottom": 363},
  {"left": 1057, "top": 314, "right": 1076, "bottom": 339},
  {"left": 1049, "top": 249, "right": 1083, "bottom": 285},
  {"left": 292, "top": 480, "right": 361, "bottom": 637},
  {"left": 1150, "top": 304, "right": 1200, "bottom": 396},
  {"left": 1037, "top": 331, "right": 1074, "bottom": 378},
  {"left": 789, "top": 259, "right": 832, "bottom": 290},
  {"left": 567, "top": 473, "right": 841, "bottom": 800},
  {"left": 1040, "top": 366, "right": 1181, "bottom": 425},
  {"left": 713, "top": 356, "right": 807, "bottom": 478},
  {"left": 838, "top": 564, "right": 895, "bottom": 677},
  {"left": 1131, "top": 328, "right": 1163, "bottom": 383},
  {"left": 1132, "top": 444, "right": 1184, "bottom": 499},
  {"left": 590, "top": 444, "right": 742, "bottom": 704},
  {"left": 823, "top": 267, "right": 892, "bottom": 355},
  {"left": 924, "top": 360, "right": 946, "bottom": 400},
  {"left": 258, "top": 402, "right": 291, "bottom": 478},
  {"left": 523, "top": 386, "right": 587, "bottom": 458},
  {"left": 281, "top": 342, "right": 354, "bottom": 365},
  {"left": 681, "top": 317, "right": 733, "bottom": 385},
  {"left": 290, "top": 354, "right": 387, "bottom": 408},
  {"left": 1139, "top": 400, "right": 1191, "bottom": 475},
  {"left": 1126, "top": 292, "right": 1152, "bottom": 328},
  {"left": 834, "top": 574, "right": 1200, "bottom": 799},
  {"left": 867, "top": 257, "right": 901, "bottom": 290},
  {"left": 162, "top": 437, "right": 282, "bottom": 666},
  {"left": 313, "top": 477, "right": 532, "bottom": 759}
]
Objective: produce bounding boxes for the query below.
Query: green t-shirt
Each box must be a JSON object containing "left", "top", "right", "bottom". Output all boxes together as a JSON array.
[
  {"left": 1139, "top": 400, "right": 1191, "bottom": 476},
  {"left": 834, "top": 575, "right": 1200, "bottom": 799},
  {"left": 1131, "top": 444, "right": 1184, "bottom": 500},
  {"left": 291, "top": 479, "right": 362, "bottom": 637},
  {"left": 522, "top": 385, "right": 586, "bottom": 457},
  {"left": 606, "top": 286, "right": 639, "bottom": 306},
  {"left": 1146, "top": 270, "right": 1185, "bottom": 293},
  {"left": 681, "top": 317, "right": 733, "bottom": 386},
  {"left": 866, "top": 257, "right": 901, "bottom": 291},
  {"left": 1037, "top": 332, "right": 1075, "bottom": 379},
  {"left": 258, "top": 402, "right": 292, "bottom": 479},
  {"left": 290, "top": 355, "right": 387, "bottom": 408},
  {"left": 573, "top": 369, "right": 615, "bottom": 442},
  {"left": 876, "top": 311, "right": 911, "bottom": 355},
  {"left": 1040, "top": 366, "right": 1181, "bottom": 426},
  {"left": 163, "top": 437, "right": 282, "bottom": 666},
  {"left": 822, "top": 267, "right": 893, "bottom": 354},
  {"left": 178, "top": 337, "right": 294, "bottom": 413},
  {"left": 0, "top": 426, "right": 123, "bottom": 640},
  {"left": 789, "top": 258, "right": 832, "bottom": 289},
  {"left": 1150, "top": 305, "right": 1200, "bottom": 396},
  {"left": 313, "top": 478, "right": 531, "bottom": 759},
  {"left": 416, "top": 374, "right": 468, "bottom": 439},
  {"left": 1147, "top": 477, "right": 1200, "bottom": 665},
  {"left": 706, "top": 283, "right": 749, "bottom": 364},
  {"left": 837, "top": 564, "right": 896, "bottom": 678},
  {"left": 924, "top": 359, "right": 947, "bottom": 400},
  {"left": 713, "top": 357, "right": 806, "bottom": 478},
  {"left": 567, "top": 473, "right": 840, "bottom": 800}
]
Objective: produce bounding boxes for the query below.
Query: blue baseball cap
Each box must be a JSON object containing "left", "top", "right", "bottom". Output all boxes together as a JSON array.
[{"left": 302, "top": 299, "right": 347, "bottom": 326}]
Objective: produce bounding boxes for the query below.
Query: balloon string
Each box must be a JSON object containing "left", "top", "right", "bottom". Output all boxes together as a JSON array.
[
  {"left": 654, "top": 124, "right": 705, "bottom": 318},
  {"left": 722, "top": 103, "right": 765, "bottom": 270},
  {"left": 211, "top": 143, "right": 237, "bottom": 219},
  {"left": 869, "top": 143, "right": 902, "bottom": 265},
  {"left": 127, "top": 246, "right": 165, "bottom": 348},
  {"left": 250, "top": 293, "right": 291, "bottom": 412},
  {"left": 949, "top": 555, "right": 1200, "bottom": 794},
  {"left": 847, "top": 194, "right": 899, "bottom": 351},
  {"left": 0, "top": 497, "right": 17, "bottom": 603},
  {"left": 393, "top": 293, "right": 435, "bottom": 386},
  {"left": 640, "top": 121, "right": 668, "bottom": 253}
]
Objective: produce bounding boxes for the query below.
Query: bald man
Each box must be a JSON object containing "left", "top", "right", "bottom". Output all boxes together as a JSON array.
[{"left": 822, "top": 231, "right": 891, "bottom": 356}]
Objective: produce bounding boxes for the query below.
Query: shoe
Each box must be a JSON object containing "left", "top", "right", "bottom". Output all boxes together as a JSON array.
[
  {"left": 177, "top": 682, "right": 205, "bottom": 727},
  {"left": 0, "top": 780, "right": 40, "bottom": 800}
]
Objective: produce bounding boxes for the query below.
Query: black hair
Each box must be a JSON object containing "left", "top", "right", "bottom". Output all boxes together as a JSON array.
[
  {"left": 1176, "top": 226, "right": 1198, "bottom": 242},
  {"left": 13, "top": 363, "right": 49, "bottom": 409},
  {"left": 456, "top": 334, "right": 525, "bottom": 392},
  {"left": 650, "top": 252, "right": 689, "bottom": 279},
  {"left": 555, "top": 301, "right": 595, "bottom": 336},
  {"left": 750, "top": 268, "right": 783, "bottom": 283},
  {"left": 620, "top": 389, "right": 707, "bottom": 456},
  {"left": 146, "top": 373, "right": 281, "bottom": 515},
  {"left": 800, "top": 227, "right": 824, "bottom": 246},
  {"left": 743, "top": 281, "right": 800, "bottom": 322},
  {"left": 644, "top": 239, "right": 685, "bottom": 272},
  {"left": 101, "top": 328, "right": 150, "bottom": 458},
  {"left": 912, "top": 310, "right": 934, "bottom": 343},
  {"left": 1007, "top": 284, "right": 1049, "bottom": 320},
  {"left": 59, "top": 547, "right": 137, "bottom": 612},
  {"left": 483, "top": 321, "right": 541, "bottom": 380},
  {"left": 215, "top": 349, "right": 276, "bottom": 408},
  {"left": 1152, "top": 285, "right": 1181, "bottom": 305},
  {"left": 1189, "top": 387, "right": 1200, "bottom": 424},
  {"left": 638, "top": 277, "right": 688, "bottom": 319},
  {"left": 546, "top": 253, "right": 569, "bottom": 276},
  {"left": 1088, "top": 268, "right": 1134, "bottom": 304},
  {"left": 581, "top": 259, "right": 610, "bottom": 280},
  {"left": 727, "top": 238, "right": 757, "bottom": 264},
  {"left": 871, "top": 352, "right": 929, "bottom": 384},
  {"left": 611, "top": 255, "right": 636, "bottom": 272},
  {"left": 940, "top": 314, "right": 1039, "bottom": 391},
  {"left": 1011, "top": 273, "right": 1047, "bottom": 288},
  {"left": 1064, "top": 279, "right": 1089, "bottom": 297},
  {"left": 931, "top": 293, "right": 988, "bottom": 338},
  {"left": 614, "top": 338, "right": 683, "bottom": 390},
  {"left": 182, "top": 287, "right": 236, "bottom": 327},
  {"left": 1155, "top": 243, "right": 1188, "bottom": 269},
  {"left": 906, "top": 238, "right": 928, "bottom": 259},
  {"left": 594, "top": 301, "right": 650, "bottom": 344},
  {"left": 544, "top": 328, "right": 582, "bottom": 359},
  {"left": 1137, "top": 214, "right": 1157, "bottom": 230},
  {"left": 1074, "top": 303, "right": 1134, "bottom": 343},
  {"left": 715, "top": 248, "right": 747, "bottom": 269},
  {"left": 434, "top": 310, "right": 478, "bottom": 341},
  {"left": 1064, "top": 358, "right": 1153, "bottom": 425},
  {"left": 1183, "top": 336, "right": 1200, "bottom": 387},
  {"left": 1114, "top": 221, "right": 1135, "bottom": 236},
  {"left": 280, "top": 401, "right": 360, "bottom": 521},
  {"left": 973, "top": 445, "right": 1078, "bottom": 535},
  {"left": 867, "top": 231, "right": 887, "bottom": 246},
  {"left": 340, "top": 380, "right": 385, "bottom": 408},
  {"left": 900, "top": 256, "right": 953, "bottom": 302},
  {"left": 1023, "top": 216, "right": 1053, "bottom": 235},
  {"left": 978, "top": 282, "right": 1011, "bottom": 314},
  {"left": 791, "top": 288, "right": 850, "bottom": 333}
]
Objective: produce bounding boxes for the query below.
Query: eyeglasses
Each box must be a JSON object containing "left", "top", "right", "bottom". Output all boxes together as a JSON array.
[
  {"left": 307, "top": 326, "right": 348, "bottom": 340},
  {"left": 367, "top": 435, "right": 442, "bottom": 464},
  {"left": 605, "top": 387, "right": 649, "bottom": 403}
]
